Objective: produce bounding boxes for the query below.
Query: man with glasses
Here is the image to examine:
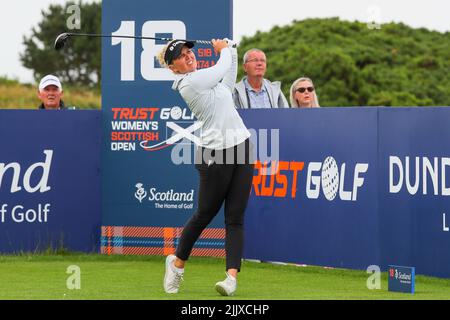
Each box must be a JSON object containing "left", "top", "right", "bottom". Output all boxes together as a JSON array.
[{"left": 233, "top": 48, "right": 289, "bottom": 109}]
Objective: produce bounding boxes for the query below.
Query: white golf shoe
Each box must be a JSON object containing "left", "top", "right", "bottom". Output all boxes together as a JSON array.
[
  {"left": 163, "top": 254, "right": 184, "bottom": 293},
  {"left": 215, "top": 272, "right": 237, "bottom": 296}
]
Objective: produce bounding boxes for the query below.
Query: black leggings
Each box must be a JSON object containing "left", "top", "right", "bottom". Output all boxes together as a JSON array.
[{"left": 176, "top": 139, "right": 254, "bottom": 271}]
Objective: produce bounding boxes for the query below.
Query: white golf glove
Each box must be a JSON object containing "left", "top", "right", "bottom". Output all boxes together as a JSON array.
[{"left": 224, "top": 38, "right": 238, "bottom": 48}]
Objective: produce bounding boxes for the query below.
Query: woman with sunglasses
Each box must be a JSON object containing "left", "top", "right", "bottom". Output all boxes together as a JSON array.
[{"left": 289, "top": 77, "right": 320, "bottom": 108}]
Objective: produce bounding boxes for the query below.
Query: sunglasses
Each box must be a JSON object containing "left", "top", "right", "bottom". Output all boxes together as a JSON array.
[{"left": 296, "top": 87, "right": 314, "bottom": 93}]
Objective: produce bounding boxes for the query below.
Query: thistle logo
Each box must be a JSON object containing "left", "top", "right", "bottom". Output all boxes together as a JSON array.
[
  {"left": 133, "top": 183, "right": 195, "bottom": 207},
  {"left": 135, "top": 183, "right": 147, "bottom": 203}
]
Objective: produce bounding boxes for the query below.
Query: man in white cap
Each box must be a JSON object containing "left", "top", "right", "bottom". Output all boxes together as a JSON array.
[{"left": 37, "top": 74, "right": 66, "bottom": 110}]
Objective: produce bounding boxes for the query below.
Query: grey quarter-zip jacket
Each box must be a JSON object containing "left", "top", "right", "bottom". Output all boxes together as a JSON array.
[{"left": 172, "top": 46, "right": 250, "bottom": 150}]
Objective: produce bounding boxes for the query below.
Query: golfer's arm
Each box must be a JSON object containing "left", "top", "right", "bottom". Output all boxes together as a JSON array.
[
  {"left": 221, "top": 47, "right": 238, "bottom": 92},
  {"left": 189, "top": 48, "right": 232, "bottom": 91}
]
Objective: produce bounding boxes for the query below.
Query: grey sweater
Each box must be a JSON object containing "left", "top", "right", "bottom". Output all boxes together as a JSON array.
[
  {"left": 172, "top": 47, "right": 250, "bottom": 150},
  {"left": 233, "top": 77, "right": 290, "bottom": 109}
]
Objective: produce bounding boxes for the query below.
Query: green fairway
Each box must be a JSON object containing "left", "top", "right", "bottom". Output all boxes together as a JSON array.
[{"left": 0, "top": 254, "right": 449, "bottom": 300}]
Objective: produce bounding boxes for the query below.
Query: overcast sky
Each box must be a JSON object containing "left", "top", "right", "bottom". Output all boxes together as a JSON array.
[{"left": 1, "top": 0, "right": 449, "bottom": 83}]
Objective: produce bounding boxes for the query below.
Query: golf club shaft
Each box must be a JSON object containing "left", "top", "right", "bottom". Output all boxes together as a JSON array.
[{"left": 64, "top": 32, "right": 212, "bottom": 45}]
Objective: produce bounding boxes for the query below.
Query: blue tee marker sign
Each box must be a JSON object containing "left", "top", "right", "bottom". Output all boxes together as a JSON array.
[{"left": 388, "top": 265, "right": 415, "bottom": 294}]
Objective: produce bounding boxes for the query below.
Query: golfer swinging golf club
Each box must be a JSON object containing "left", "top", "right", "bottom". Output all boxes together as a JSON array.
[{"left": 158, "top": 38, "right": 254, "bottom": 296}]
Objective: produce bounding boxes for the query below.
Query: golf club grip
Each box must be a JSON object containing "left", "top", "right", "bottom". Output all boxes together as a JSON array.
[
  {"left": 138, "top": 37, "right": 236, "bottom": 48},
  {"left": 195, "top": 39, "right": 237, "bottom": 48},
  {"left": 194, "top": 40, "right": 213, "bottom": 45}
]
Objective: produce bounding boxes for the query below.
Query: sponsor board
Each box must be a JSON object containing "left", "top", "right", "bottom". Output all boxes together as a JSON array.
[
  {"left": 388, "top": 265, "right": 415, "bottom": 294},
  {"left": 101, "top": 0, "right": 232, "bottom": 256},
  {"left": 252, "top": 157, "right": 369, "bottom": 201},
  {"left": 134, "top": 183, "right": 195, "bottom": 210},
  {"left": 0, "top": 110, "right": 101, "bottom": 253}
]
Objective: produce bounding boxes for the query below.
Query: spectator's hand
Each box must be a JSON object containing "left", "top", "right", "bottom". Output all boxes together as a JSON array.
[{"left": 212, "top": 39, "right": 229, "bottom": 54}]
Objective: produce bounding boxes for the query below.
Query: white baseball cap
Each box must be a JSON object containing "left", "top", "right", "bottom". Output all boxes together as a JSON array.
[{"left": 39, "top": 74, "right": 62, "bottom": 91}]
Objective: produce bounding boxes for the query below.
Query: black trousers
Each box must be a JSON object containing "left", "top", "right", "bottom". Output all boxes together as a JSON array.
[{"left": 176, "top": 139, "right": 254, "bottom": 271}]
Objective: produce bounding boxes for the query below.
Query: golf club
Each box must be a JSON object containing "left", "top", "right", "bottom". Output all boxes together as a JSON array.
[{"left": 54, "top": 32, "right": 235, "bottom": 50}]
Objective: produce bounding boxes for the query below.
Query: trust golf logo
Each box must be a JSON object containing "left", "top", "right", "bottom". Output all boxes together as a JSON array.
[
  {"left": 321, "top": 156, "right": 340, "bottom": 201},
  {"left": 134, "top": 183, "right": 147, "bottom": 203},
  {"left": 160, "top": 106, "right": 194, "bottom": 121},
  {"left": 109, "top": 106, "right": 195, "bottom": 153},
  {"left": 253, "top": 156, "right": 369, "bottom": 201},
  {"left": 306, "top": 156, "right": 369, "bottom": 201}
]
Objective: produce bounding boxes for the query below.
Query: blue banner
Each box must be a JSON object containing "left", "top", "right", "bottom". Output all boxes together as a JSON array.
[
  {"left": 242, "top": 107, "right": 450, "bottom": 278},
  {"left": 101, "top": 0, "right": 233, "bottom": 255},
  {"left": 2, "top": 106, "right": 449, "bottom": 279},
  {"left": 99, "top": 0, "right": 450, "bottom": 278},
  {"left": 242, "top": 108, "right": 379, "bottom": 270},
  {"left": 0, "top": 110, "right": 101, "bottom": 253},
  {"left": 378, "top": 107, "right": 450, "bottom": 278}
]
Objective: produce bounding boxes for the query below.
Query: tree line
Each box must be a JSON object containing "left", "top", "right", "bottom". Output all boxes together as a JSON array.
[
  {"left": 21, "top": 1, "right": 101, "bottom": 88},
  {"left": 21, "top": 3, "right": 450, "bottom": 106}
]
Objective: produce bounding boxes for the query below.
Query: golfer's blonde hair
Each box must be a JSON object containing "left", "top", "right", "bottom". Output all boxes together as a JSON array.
[{"left": 157, "top": 44, "right": 170, "bottom": 68}]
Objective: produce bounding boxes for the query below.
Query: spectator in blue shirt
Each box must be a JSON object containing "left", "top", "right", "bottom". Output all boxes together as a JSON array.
[{"left": 233, "top": 49, "right": 289, "bottom": 109}]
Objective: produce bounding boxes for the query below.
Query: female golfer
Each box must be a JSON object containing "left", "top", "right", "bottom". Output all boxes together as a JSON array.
[{"left": 158, "top": 38, "right": 254, "bottom": 296}]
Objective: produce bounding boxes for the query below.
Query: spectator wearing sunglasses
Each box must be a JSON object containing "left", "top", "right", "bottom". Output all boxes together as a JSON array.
[
  {"left": 233, "top": 48, "right": 289, "bottom": 109},
  {"left": 289, "top": 77, "right": 320, "bottom": 108}
]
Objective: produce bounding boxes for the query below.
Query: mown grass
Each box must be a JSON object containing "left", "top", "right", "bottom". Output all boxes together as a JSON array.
[{"left": 0, "top": 254, "right": 449, "bottom": 300}]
